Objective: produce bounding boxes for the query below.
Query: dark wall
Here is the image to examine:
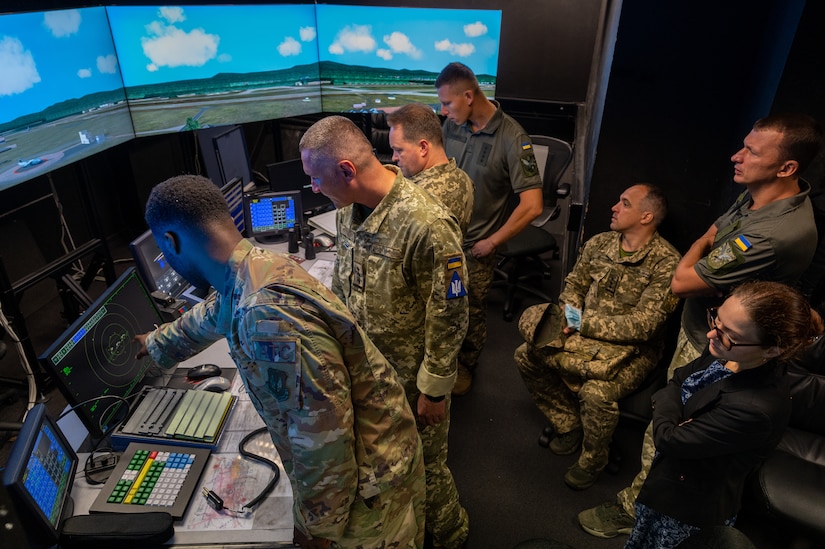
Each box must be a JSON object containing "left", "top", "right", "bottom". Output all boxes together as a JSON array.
[{"left": 583, "top": 0, "right": 807, "bottom": 254}]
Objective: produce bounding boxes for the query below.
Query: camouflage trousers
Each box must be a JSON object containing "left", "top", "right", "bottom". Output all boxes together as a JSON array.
[
  {"left": 459, "top": 252, "right": 497, "bottom": 370},
  {"left": 514, "top": 340, "right": 653, "bottom": 473},
  {"left": 322, "top": 442, "right": 426, "bottom": 548},
  {"left": 616, "top": 326, "right": 702, "bottom": 517},
  {"left": 417, "top": 395, "right": 469, "bottom": 549}
]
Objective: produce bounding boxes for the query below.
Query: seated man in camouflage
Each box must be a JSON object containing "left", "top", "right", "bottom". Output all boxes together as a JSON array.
[{"left": 515, "top": 184, "right": 680, "bottom": 490}]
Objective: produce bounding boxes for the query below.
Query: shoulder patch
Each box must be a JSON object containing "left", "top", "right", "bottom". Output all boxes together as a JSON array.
[
  {"left": 706, "top": 241, "right": 745, "bottom": 271},
  {"left": 520, "top": 150, "right": 539, "bottom": 178},
  {"left": 445, "top": 254, "right": 467, "bottom": 299}
]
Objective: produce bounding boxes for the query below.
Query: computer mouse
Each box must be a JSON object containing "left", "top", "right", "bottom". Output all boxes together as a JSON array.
[
  {"left": 314, "top": 234, "right": 335, "bottom": 249},
  {"left": 187, "top": 363, "right": 222, "bottom": 380},
  {"left": 195, "top": 376, "right": 231, "bottom": 392}
]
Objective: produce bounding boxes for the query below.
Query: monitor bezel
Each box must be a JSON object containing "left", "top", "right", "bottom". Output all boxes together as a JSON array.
[
  {"left": 2, "top": 403, "right": 78, "bottom": 546},
  {"left": 243, "top": 189, "right": 304, "bottom": 243},
  {"left": 37, "top": 267, "right": 164, "bottom": 439}
]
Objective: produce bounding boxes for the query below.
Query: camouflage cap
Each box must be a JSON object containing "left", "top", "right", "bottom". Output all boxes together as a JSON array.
[{"left": 517, "top": 302, "right": 565, "bottom": 349}]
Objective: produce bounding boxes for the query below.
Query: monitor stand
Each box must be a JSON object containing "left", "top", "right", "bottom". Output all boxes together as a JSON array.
[{"left": 254, "top": 234, "right": 288, "bottom": 245}]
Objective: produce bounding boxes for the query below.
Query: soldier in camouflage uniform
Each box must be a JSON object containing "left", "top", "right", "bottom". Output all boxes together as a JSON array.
[
  {"left": 135, "top": 175, "right": 426, "bottom": 549},
  {"left": 386, "top": 102, "right": 474, "bottom": 234},
  {"left": 580, "top": 113, "right": 823, "bottom": 539},
  {"left": 515, "top": 184, "right": 681, "bottom": 490},
  {"left": 300, "top": 116, "right": 470, "bottom": 549},
  {"left": 436, "top": 62, "right": 544, "bottom": 395}
]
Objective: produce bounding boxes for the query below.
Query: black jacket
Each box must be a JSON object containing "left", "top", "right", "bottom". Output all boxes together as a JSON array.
[{"left": 637, "top": 352, "right": 791, "bottom": 527}]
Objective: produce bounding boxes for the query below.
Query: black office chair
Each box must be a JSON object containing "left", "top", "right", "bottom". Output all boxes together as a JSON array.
[{"left": 493, "top": 135, "right": 573, "bottom": 321}]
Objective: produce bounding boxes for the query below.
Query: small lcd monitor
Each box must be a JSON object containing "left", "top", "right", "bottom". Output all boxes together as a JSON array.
[
  {"left": 3, "top": 403, "right": 79, "bottom": 547},
  {"left": 214, "top": 125, "right": 254, "bottom": 189},
  {"left": 38, "top": 268, "right": 165, "bottom": 439},
  {"left": 267, "top": 158, "right": 333, "bottom": 218},
  {"left": 129, "top": 230, "right": 209, "bottom": 306},
  {"left": 243, "top": 190, "right": 303, "bottom": 244}
]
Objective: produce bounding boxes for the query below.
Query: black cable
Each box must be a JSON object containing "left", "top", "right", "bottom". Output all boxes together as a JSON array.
[
  {"left": 238, "top": 426, "right": 280, "bottom": 510},
  {"left": 202, "top": 426, "right": 280, "bottom": 514}
]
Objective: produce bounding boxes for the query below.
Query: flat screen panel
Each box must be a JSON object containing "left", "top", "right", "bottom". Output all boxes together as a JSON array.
[
  {"left": 267, "top": 157, "right": 333, "bottom": 217},
  {"left": 106, "top": 4, "right": 322, "bottom": 136},
  {"left": 243, "top": 190, "right": 303, "bottom": 244},
  {"left": 2, "top": 403, "right": 78, "bottom": 546},
  {"left": 315, "top": 5, "right": 501, "bottom": 113},
  {"left": 0, "top": 7, "right": 134, "bottom": 191},
  {"left": 38, "top": 268, "right": 165, "bottom": 439},
  {"left": 213, "top": 125, "right": 252, "bottom": 189}
]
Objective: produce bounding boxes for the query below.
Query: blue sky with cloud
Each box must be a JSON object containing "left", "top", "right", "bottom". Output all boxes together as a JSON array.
[
  {"left": 0, "top": 7, "right": 124, "bottom": 124},
  {"left": 107, "top": 5, "right": 319, "bottom": 88},
  {"left": 316, "top": 5, "right": 501, "bottom": 76},
  {"left": 0, "top": 5, "right": 501, "bottom": 126}
]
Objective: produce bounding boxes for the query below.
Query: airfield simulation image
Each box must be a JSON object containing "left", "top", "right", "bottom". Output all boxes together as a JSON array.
[{"left": 0, "top": 4, "right": 501, "bottom": 191}]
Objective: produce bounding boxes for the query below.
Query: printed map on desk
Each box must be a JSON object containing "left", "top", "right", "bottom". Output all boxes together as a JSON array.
[
  {"left": 178, "top": 384, "right": 292, "bottom": 534},
  {"left": 306, "top": 259, "right": 335, "bottom": 289}
]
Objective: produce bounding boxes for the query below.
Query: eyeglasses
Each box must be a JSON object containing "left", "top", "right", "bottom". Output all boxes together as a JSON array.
[{"left": 706, "top": 307, "right": 763, "bottom": 351}]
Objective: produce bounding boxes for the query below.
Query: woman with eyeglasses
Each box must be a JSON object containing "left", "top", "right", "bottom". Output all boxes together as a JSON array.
[{"left": 625, "top": 280, "right": 823, "bottom": 549}]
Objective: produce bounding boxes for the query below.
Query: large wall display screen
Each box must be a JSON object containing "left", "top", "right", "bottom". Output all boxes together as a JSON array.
[
  {"left": 0, "top": 7, "right": 135, "bottom": 191},
  {"left": 315, "top": 5, "right": 501, "bottom": 114},
  {"left": 107, "top": 5, "right": 322, "bottom": 136}
]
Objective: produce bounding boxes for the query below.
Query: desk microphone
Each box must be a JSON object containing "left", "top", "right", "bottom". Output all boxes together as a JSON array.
[
  {"left": 304, "top": 231, "right": 316, "bottom": 260},
  {"left": 288, "top": 229, "right": 299, "bottom": 253}
]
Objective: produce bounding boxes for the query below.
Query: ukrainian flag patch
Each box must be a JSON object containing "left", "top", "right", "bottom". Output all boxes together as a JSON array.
[
  {"left": 733, "top": 235, "right": 752, "bottom": 252},
  {"left": 445, "top": 254, "right": 467, "bottom": 299},
  {"left": 522, "top": 142, "right": 532, "bottom": 150}
]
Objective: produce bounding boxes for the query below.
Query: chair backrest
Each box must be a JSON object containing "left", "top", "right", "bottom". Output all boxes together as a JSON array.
[{"left": 528, "top": 135, "right": 573, "bottom": 226}]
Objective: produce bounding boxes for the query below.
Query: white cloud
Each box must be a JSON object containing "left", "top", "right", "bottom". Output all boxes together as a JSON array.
[
  {"left": 96, "top": 54, "right": 118, "bottom": 74},
  {"left": 328, "top": 25, "right": 376, "bottom": 55},
  {"left": 434, "top": 39, "right": 475, "bottom": 57},
  {"left": 218, "top": 53, "right": 232, "bottom": 63},
  {"left": 159, "top": 7, "right": 185, "bottom": 24},
  {"left": 278, "top": 37, "right": 302, "bottom": 57},
  {"left": 300, "top": 26, "right": 316, "bottom": 42},
  {"left": 77, "top": 68, "right": 92, "bottom": 78},
  {"left": 464, "top": 22, "right": 488, "bottom": 38},
  {"left": 376, "top": 49, "right": 392, "bottom": 61},
  {"left": 383, "top": 32, "right": 421, "bottom": 59},
  {"left": 0, "top": 36, "right": 41, "bottom": 96},
  {"left": 141, "top": 21, "right": 220, "bottom": 69},
  {"left": 43, "top": 9, "right": 81, "bottom": 38}
]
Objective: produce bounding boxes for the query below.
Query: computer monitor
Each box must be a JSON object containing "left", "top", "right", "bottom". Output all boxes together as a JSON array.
[
  {"left": 267, "top": 158, "right": 334, "bottom": 218},
  {"left": 38, "top": 268, "right": 165, "bottom": 439},
  {"left": 214, "top": 126, "right": 254, "bottom": 189},
  {"left": 129, "top": 230, "right": 189, "bottom": 299},
  {"left": 243, "top": 190, "right": 303, "bottom": 244},
  {"left": 3, "top": 403, "right": 79, "bottom": 547},
  {"left": 222, "top": 176, "right": 246, "bottom": 235}
]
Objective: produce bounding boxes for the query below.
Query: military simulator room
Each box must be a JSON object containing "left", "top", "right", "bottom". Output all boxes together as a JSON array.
[{"left": 1, "top": 0, "right": 825, "bottom": 548}]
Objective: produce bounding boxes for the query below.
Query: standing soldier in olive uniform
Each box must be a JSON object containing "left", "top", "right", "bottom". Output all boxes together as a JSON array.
[
  {"left": 515, "top": 184, "right": 681, "bottom": 490},
  {"left": 134, "top": 175, "right": 426, "bottom": 548},
  {"left": 300, "top": 116, "right": 470, "bottom": 549},
  {"left": 386, "top": 102, "right": 474, "bottom": 235},
  {"left": 437, "top": 62, "right": 544, "bottom": 395}
]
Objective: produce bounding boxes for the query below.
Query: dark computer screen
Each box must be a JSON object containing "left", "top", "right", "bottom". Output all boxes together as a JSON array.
[
  {"left": 214, "top": 126, "right": 253, "bottom": 188},
  {"left": 2, "top": 403, "right": 78, "bottom": 546},
  {"left": 243, "top": 190, "right": 303, "bottom": 244},
  {"left": 38, "top": 268, "right": 165, "bottom": 439},
  {"left": 267, "top": 158, "right": 333, "bottom": 217}
]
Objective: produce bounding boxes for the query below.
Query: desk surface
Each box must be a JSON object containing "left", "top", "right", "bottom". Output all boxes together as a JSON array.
[{"left": 67, "top": 238, "right": 338, "bottom": 547}]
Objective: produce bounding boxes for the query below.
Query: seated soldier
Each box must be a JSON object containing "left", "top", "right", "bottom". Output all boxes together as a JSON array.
[{"left": 515, "top": 184, "right": 681, "bottom": 490}]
